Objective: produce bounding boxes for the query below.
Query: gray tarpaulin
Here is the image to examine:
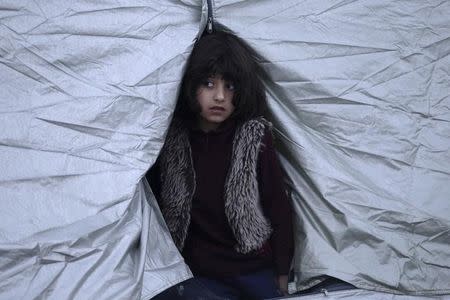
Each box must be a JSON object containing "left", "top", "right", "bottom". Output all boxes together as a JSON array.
[
  {"left": 0, "top": 0, "right": 449, "bottom": 299},
  {"left": 289, "top": 289, "right": 449, "bottom": 300}
]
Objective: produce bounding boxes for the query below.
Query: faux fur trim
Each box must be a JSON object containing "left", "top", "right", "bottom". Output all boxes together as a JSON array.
[
  {"left": 158, "top": 119, "right": 195, "bottom": 250},
  {"left": 159, "top": 118, "right": 272, "bottom": 253},
  {"left": 225, "top": 118, "right": 273, "bottom": 253}
]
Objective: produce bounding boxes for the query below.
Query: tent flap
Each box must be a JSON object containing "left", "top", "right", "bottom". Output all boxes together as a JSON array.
[
  {"left": 1, "top": 0, "right": 449, "bottom": 298},
  {"left": 214, "top": 0, "right": 450, "bottom": 295}
]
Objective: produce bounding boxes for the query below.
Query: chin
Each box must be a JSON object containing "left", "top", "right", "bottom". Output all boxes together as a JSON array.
[{"left": 206, "top": 116, "right": 227, "bottom": 124}]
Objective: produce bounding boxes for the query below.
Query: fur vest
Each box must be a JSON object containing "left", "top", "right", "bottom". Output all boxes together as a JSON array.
[{"left": 158, "top": 118, "right": 273, "bottom": 254}]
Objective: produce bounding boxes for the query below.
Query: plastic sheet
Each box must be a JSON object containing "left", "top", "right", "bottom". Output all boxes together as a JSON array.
[
  {"left": 1, "top": 0, "right": 449, "bottom": 299},
  {"left": 289, "top": 289, "right": 450, "bottom": 300},
  {"left": 213, "top": 0, "right": 450, "bottom": 295},
  {"left": 0, "top": 1, "right": 199, "bottom": 298}
]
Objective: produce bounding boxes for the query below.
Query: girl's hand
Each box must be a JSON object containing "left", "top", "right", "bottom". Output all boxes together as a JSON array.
[{"left": 277, "top": 275, "right": 289, "bottom": 296}]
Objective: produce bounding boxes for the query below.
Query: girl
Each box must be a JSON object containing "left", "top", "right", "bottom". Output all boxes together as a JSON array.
[{"left": 148, "top": 29, "right": 294, "bottom": 300}]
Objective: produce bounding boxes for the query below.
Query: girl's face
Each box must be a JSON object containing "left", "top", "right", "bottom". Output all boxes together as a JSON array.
[{"left": 196, "top": 74, "right": 235, "bottom": 132}]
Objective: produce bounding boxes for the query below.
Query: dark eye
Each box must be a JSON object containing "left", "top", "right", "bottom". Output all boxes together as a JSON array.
[
  {"left": 227, "top": 82, "right": 235, "bottom": 91},
  {"left": 202, "top": 79, "right": 214, "bottom": 88}
]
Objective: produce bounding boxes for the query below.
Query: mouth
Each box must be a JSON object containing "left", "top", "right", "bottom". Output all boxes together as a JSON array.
[{"left": 209, "top": 106, "right": 226, "bottom": 112}]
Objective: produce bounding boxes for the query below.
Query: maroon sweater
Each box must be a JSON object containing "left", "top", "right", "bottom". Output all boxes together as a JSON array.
[{"left": 148, "top": 121, "right": 294, "bottom": 278}]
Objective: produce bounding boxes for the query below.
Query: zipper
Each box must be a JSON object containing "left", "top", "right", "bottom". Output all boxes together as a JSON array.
[{"left": 206, "top": 0, "right": 214, "bottom": 33}]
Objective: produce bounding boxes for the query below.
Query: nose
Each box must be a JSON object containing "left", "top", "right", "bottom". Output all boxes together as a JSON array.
[{"left": 214, "top": 82, "right": 226, "bottom": 102}]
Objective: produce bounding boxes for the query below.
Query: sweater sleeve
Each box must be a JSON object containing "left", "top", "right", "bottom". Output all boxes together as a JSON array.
[{"left": 258, "top": 129, "right": 294, "bottom": 276}]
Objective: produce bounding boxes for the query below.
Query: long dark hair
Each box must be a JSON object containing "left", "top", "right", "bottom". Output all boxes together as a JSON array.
[{"left": 174, "top": 28, "right": 271, "bottom": 124}]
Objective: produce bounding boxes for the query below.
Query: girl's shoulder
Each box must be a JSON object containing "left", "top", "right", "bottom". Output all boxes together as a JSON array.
[
  {"left": 239, "top": 117, "right": 272, "bottom": 132},
  {"left": 235, "top": 117, "right": 274, "bottom": 148}
]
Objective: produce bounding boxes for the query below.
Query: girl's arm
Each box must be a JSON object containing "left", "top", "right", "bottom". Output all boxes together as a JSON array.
[{"left": 258, "top": 129, "right": 294, "bottom": 285}]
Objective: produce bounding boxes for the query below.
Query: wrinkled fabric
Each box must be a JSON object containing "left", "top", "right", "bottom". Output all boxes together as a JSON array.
[
  {"left": 214, "top": 0, "right": 450, "bottom": 295},
  {"left": 0, "top": 0, "right": 449, "bottom": 299},
  {"left": 288, "top": 288, "right": 449, "bottom": 300},
  {"left": 0, "top": 1, "right": 200, "bottom": 299}
]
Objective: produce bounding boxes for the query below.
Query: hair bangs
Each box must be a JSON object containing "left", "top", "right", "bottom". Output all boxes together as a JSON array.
[
  {"left": 190, "top": 44, "right": 243, "bottom": 90},
  {"left": 209, "top": 55, "right": 241, "bottom": 85}
]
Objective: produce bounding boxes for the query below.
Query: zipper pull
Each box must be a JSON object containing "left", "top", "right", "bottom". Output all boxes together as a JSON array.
[{"left": 207, "top": 16, "right": 213, "bottom": 33}]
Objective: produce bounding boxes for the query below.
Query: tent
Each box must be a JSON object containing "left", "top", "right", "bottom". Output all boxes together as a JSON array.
[{"left": 0, "top": 0, "right": 449, "bottom": 299}]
